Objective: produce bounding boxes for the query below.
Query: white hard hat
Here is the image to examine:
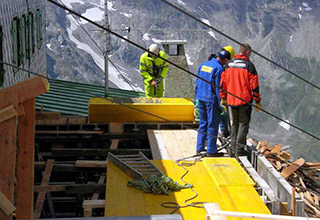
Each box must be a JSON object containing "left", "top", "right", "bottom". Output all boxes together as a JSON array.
[{"left": 148, "top": 44, "right": 160, "bottom": 54}]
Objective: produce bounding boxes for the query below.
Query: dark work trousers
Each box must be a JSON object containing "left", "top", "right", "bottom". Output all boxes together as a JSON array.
[{"left": 229, "top": 105, "right": 252, "bottom": 156}]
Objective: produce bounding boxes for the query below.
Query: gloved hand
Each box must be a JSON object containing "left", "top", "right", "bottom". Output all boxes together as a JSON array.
[
  {"left": 155, "top": 76, "right": 163, "bottom": 84},
  {"left": 220, "top": 99, "right": 227, "bottom": 112},
  {"left": 220, "top": 107, "right": 226, "bottom": 116},
  {"left": 256, "top": 102, "right": 262, "bottom": 112}
]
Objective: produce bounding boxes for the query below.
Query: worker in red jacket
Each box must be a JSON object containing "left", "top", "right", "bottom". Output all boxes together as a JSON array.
[{"left": 220, "top": 43, "right": 262, "bottom": 157}]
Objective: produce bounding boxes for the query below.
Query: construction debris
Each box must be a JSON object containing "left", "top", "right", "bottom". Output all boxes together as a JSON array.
[{"left": 251, "top": 139, "right": 320, "bottom": 217}]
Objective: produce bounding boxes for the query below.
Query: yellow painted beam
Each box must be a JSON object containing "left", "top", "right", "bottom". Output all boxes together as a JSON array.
[
  {"left": 105, "top": 159, "right": 270, "bottom": 220},
  {"left": 88, "top": 97, "right": 194, "bottom": 123}
]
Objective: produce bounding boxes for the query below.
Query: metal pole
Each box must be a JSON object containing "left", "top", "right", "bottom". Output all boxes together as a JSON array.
[{"left": 104, "top": 0, "right": 109, "bottom": 96}]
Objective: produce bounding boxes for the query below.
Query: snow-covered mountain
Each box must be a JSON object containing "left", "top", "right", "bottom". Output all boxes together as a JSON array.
[{"left": 46, "top": 0, "right": 320, "bottom": 161}]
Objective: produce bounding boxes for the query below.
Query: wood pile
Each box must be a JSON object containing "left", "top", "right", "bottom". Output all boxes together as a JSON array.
[{"left": 252, "top": 140, "right": 320, "bottom": 217}]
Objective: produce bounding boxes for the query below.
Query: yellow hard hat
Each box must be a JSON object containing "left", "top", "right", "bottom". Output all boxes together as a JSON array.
[{"left": 223, "top": 45, "right": 235, "bottom": 60}]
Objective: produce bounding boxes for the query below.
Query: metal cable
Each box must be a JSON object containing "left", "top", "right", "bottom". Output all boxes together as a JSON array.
[
  {"left": 45, "top": 0, "right": 320, "bottom": 142},
  {"left": 159, "top": 0, "right": 320, "bottom": 91}
]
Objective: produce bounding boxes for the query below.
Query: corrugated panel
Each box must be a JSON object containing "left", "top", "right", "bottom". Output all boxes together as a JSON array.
[{"left": 36, "top": 79, "right": 145, "bottom": 116}]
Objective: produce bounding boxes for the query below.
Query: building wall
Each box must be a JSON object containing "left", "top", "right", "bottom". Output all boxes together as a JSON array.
[{"left": 0, "top": 0, "right": 46, "bottom": 88}]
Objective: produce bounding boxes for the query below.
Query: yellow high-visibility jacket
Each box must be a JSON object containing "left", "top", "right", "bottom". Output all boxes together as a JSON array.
[{"left": 139, "top": 51, "right": 169, "bottom": 98}]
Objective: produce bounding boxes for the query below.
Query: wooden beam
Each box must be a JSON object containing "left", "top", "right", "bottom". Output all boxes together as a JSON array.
[
  {"left": 17, "top": 103, "right": 25, "bottom": 116},
  {"left": 75, "top": 160, "right": 107, "bottom": 168},
  {"left": 34, "top": 160, "right": 54, "bottom": 219},
  {"left": 84, "top": 174, "right": 106, "bottom": 217},
  {"left": 36, "top": 130, "right": 103, "bottom": 135},
  {"left": 110, "top": 139, "right": 120, "bottom": 150},
  {"left": 36, "top": 117, "right": 87, "bottom": 125},
  {"left": 16, "top": 98, "right": 36, "bottom": 219},
  {"left": 36, "top": 112, "right": 60, "bottom": 120},
  {"left": 0, "top": 191, "right": 16, "bottom": 216},
  {"left": 0, "top": 92, "right": 18, "bottom": 220},
  {"left": 204, "top": 203, "right": 227, "bottom": 220},
  {"left": 82, "top": 200, "right": 105, "bottom": 209},
  {"left": 34, "top": 184, "right": 105, "bottom": 194},
  {"left": 281, "top": 158, "right": 305, "bottom": 179},
  {"left": 0, "top": 105, "right": 17, "bottom": 124},
  {"left": 109, "top": 122, "right": 123, "bottom": 134},
  {"left": 1, "top": 76, "right": 49, "bottom": 104}
]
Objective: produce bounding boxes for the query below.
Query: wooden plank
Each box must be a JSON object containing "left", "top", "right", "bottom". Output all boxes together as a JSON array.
[
  {"left": 16, "top": 98, "right": 36, "bottom": 219},
  {"left": 36, "top": 112, "right": 60, "bottom": 120},
  {"left": 0, "top": 105, "right": 17, "bottom": 123},
  {"left": 291, "top": 188, "right": 296, "bottom": 216},
  {"left": 109, "top": 122, "right": 123, "bottom": 133},
  {"left": 34, "top": 184, "right": 105, "bottom": 194},
  {"left": 160, "top": 130, "right": 181, "bottom": 160},
  {"left": 173, "top": 130, "right": 195, "bottom": 158},
  {"left": 83, "top": 200, "right": 105, "bottom": 209},
  {"left": 34, "top": 160, "right": 54, "bottom": 219},
  {"left": 281, "top": 158, "right": 305, "bottom": 179},
  {"left": 36, "top": 130, "right": 103, "bottom": 134},
  {"left": 17, "top": 103, "right": 25, "bottom": 116},
  {"left": 0, "top": 92, "right": 18, "bottom": 220},
  {"left": 204, "top": 203, "right": 227, "bottom": 220},
  {"left": 147, "top": 130, "right": 169, "bottom": 160},
  {"left": 75, "top": 160, "right": 107, "bottom": 168},
  {"left": 1, "top": 76, "right": 49, "bottom": 103},
  {"left": 36, "top": 117, "right": 87, "bottom": 125},
  {"left": 110, "top": 139, "right": 120, "bottom": 150},
  {"left": 0, "top": 191, "right": 16, "bottom": 216},
  {"left": 92, "top": 174, "right": 106, "bottom": 200},
  {"left": 271, "top": 144, "right": 282, "bottom": 154}
]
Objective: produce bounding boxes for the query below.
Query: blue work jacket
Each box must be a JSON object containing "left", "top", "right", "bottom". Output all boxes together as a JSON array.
[{"left": 195, "top": 58, "right": 224, "bottom": 103}]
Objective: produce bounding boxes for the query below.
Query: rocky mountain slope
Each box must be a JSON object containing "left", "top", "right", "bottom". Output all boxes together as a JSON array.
[{"left": 46, "top": 0, "right": 320, "bottom": 161}]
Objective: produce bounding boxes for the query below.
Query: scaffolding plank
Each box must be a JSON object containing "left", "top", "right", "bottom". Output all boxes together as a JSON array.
[
  {"left": 16, "top": 98, "right": 36, "bottom": 219},
  {"left": 0, "top": 92, "right": 18, "bottom": 220},
  {"left": 34, "top": 160, "right": 54, "bottom": 219}
]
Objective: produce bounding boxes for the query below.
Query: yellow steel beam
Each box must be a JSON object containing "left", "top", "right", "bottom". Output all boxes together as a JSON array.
[
  {"left": 105, "top": 159, "right": 270, "bottom": 220},
  {"left": 89, "top": 97, "right": 194, "bottom": 123}
]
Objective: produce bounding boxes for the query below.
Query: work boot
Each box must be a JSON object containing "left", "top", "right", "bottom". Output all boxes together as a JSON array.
[
  {"left": 206, "top": 152, "right": 224, "bottom": 157},
  {"left": 196, "top": 150, "right": 206, "bottom": 156}
]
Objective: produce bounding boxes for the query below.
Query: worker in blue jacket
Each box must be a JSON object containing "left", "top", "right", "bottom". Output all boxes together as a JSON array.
[{"left": 195, "top": 46, "right": 235, "bottom": 157}]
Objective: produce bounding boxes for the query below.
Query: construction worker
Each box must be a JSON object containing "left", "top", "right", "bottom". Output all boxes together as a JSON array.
[
  {"left": 195, "top": 46, "right": 235, "bottom": 157},
  {"left": 220, "top": 43, "right": 262, "bottom": 157},
  {"left": 139, "top": 44, "right": 169, "bottom": 98}
]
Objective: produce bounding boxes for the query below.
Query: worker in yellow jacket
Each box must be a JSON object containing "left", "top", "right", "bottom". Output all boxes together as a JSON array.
[{"left": 139, "top": 44, "right": 169, "bottom": 97}]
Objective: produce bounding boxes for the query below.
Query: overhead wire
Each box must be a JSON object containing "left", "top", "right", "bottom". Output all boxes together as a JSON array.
[
  {"left": 159, "top": 0, "right": 320, "bottom": 91},
  {"left": 58, "top": 0, "right": 137, "bottom": 92},
  {"left": 45, "top": 0, "right": 320, "bottom": 142}
]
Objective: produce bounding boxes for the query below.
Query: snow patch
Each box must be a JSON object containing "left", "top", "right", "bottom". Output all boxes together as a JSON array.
[
  {"left": 121, "top": 12, "right": 132, "bottom": 18},
  {"left": 152, "top": 38, "right": 162, "bottom": 44},
  {"left": 142, "top": 33, "right": 151, "bottom": 41},
  {"left": 177, "top": 0, "right": 185, "bottom": 6},
  {"left": 185, "top": 54, "right": 194, "bottom": 65},
  {"left": 107, "top": 1, "right": 117, "bottom": 11},
  {"left": 201, "top": 18, "right": 211, "bottom": 26},
  {"left": 279, "top": 120, "right": 290, "bottom": 131},
  {"left": 66, "top": 14, "right": 134, "bottom": 90},
  {"left": 290, "top": 35, "right": 293, "bottom": 42},
  {"left": 81, "top": 7, "right": 104, "bottom": 24},
  {"left": 299, "top": 6, "right": 302, "bottom": 11},
  {"left": 207, "top": 31, "right": 217, "bottom": 40},
  {"left": 47, "top": 43, "right": 52, "bottom": 50},
  {"left": 302, "top": 2, "right": 312, "bottom": 11},
  {"left": 60, "top": 0, "right": 84, "bottom": 9},
  {"left": 298, "top": 13, "right": 302, "bottom": 19}
]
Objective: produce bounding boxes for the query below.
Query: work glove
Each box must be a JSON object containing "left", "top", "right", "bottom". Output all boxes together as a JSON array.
[
  {"left": 255, "top": 102, "right": 262, "bottom": 112},
  {"left": 155, "top": 76, "right": 163, "bottom": 85},
  {"left": 220, "top": 99, "right": 227, "bottom": 111}
]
